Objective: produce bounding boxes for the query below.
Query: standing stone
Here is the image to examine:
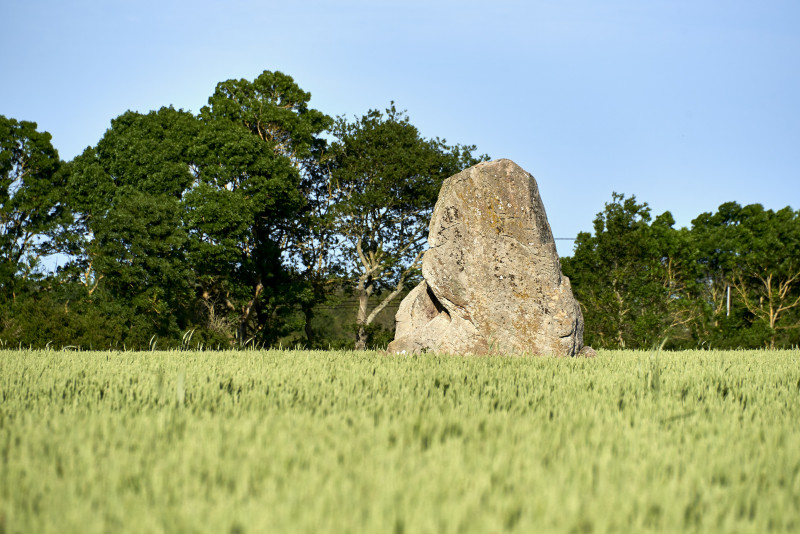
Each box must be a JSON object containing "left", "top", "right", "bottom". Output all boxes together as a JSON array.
[{"left": 387, "top": 159, "right": 591, "bottom": 356}]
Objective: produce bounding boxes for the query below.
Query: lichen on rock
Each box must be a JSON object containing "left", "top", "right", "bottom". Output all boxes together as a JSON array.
[{"left": 388, "top": 159, "right": 590, "bottom": 356}]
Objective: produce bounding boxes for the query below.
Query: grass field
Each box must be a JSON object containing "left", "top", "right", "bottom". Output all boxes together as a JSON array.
[{"left": 1, "top": 348, "right": 799, "bottom": 533}]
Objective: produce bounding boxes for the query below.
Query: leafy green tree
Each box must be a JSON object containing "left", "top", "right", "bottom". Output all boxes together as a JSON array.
[
  {"left": 691, "top": 202, "right": 800, "bottom": 348},
  {"left": 562, "top": 193, "right": 699, "bottom": 349},
  {"left": 647, "top": 213, "right": 706, "bottom": 345},
  {"left": 201, "top": 70, "right": 330, "bottom": 168},
  {"left": 184, "top": 119, "right": 303, "bottom": 344},
  {"left": 190, "top": 70, "right": 332, "bottom": 344},
  {"left": 67, "top": 107, "right": 199, "bottom": 345},
  {"left": 289, "top": 158, "right": 345, "bottom": 347},
  {"left": 0, "top": 115, "right": 68, "bottom": 301},
  {"left": 327, "top": 104, "right": 485, "bottom": 350}
]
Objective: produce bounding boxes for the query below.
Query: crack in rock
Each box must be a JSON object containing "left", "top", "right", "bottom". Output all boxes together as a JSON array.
[{"left": 388, "top": 159, "right": 591, "bottom": 357}]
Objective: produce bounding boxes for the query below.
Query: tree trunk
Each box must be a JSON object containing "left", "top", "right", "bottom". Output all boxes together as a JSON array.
[
  {"left": 354, "top": 276, "right": 372, "bottom": 350},
  {"left": 355, "top": 287, "right": 370, "bottom": 350},
  {"left": 239, "top": 281, "right": 264, "bottom": 346},
  {"left": 612, "top": 277, "right": 627, "bottom": 349},
  {"left": 355, "top": 324, "right": 369, "bottom": 351},
  {"left": 302, "top": 304, "right": 315, "bottom": 348}
]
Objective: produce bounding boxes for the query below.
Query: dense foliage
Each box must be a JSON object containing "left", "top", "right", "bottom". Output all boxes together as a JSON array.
[
  {"left": 326, "top": 103, "right": 486, "bottom": 348},
  {"left": 0, "top": 116, "right": 68, "bottom": 301},
  {"left": 0, "top": 69, "right": 798, "bottom": 349},
  {"left": 562, "top": 194, "right": 800, "bottom": 349},
  {"left": 1, "top": 348, "right": 798, "bottom": 532},
  {"left": 0, "top": 71, "right": 483, "bottom": 350}
]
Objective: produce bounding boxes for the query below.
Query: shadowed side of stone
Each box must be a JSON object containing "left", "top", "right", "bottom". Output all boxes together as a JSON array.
[{"left": 388, "top": 159, "right": 590, "bottom": 356}]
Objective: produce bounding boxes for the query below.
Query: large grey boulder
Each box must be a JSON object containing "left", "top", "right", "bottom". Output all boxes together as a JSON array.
[{"left": 387, "top": 159, "right": 591, "bottom": 356}]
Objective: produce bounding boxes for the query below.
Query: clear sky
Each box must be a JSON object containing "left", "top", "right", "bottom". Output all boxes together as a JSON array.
[{"left": 3, "top": 0, "right": 799, "bottom": 257}]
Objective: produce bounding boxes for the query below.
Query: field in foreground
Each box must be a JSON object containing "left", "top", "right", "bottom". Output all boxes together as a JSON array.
[{"left": 1, "top": 349, "right": 799, "bottom": 533}]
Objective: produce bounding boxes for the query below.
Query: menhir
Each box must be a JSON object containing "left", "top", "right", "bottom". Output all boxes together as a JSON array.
[{"left": 387, "top": 159, "right": 594, "bottom": 357}]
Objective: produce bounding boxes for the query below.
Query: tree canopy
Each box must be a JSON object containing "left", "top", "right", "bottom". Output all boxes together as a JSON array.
[
  {"left": 326, "top": 103, "right": 486, "bottom": 349},
  {"left": 563, "top": 195, "right": 800, "bottom": 349},
  {"left": 0, "top": 69, "right": 797, "bottom": 350},
  {"left": 0, "top": 115, "right": 67, "bottom": 301}
]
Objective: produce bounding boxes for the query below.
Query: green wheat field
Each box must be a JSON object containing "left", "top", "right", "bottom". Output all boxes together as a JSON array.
[{"left": 1, "top": 349, "right": 799, "bottom": 533}]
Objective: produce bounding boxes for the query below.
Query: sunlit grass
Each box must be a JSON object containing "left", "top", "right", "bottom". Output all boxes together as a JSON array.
[{"left": 1, "top": 348, "right": 799, "bottom": 533}]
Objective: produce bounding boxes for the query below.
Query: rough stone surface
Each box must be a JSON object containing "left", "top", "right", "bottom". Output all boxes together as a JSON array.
[{"left": 388, "top": 159, "right": 589, "bottom": 356}]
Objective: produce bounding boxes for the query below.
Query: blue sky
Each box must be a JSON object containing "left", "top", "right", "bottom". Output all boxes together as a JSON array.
[{"left": 3, "top": 0, "right": 798, "bottom": 257}]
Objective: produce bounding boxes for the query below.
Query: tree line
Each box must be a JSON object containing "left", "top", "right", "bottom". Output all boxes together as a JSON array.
[
  {"left": 1, "top": 70, "right": 484, "bottom": 350},
  {"left": 562, "top": 193, "right": 800, "bottom": 349},
  {"left": 2, "top": 70, "right": 798, "bottom": 350}
]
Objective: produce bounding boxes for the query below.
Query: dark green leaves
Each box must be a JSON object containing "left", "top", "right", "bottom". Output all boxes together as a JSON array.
[
  {"left": 0, "top": 115, "right": 67, "bottom": 299},
  {"left": 201, "top": 70, "right": 332, "bottom": 165},
  {"left": 328, "top": 103, "right": 484, "bottom": 287},
  {"left": 691, "top": 202, "right": 800, "bottom": 347},
  {"left": 325, "top": 103, "right": 486, "bottom": 348},
  {"left": 564, "top": 193, "right": 800, "bottom": 349},
  {"left": 563, "top": 193, "right": 701, "bottom": 349}
]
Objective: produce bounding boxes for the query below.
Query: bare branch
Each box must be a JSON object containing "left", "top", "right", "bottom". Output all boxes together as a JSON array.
[{"left": 365, "top": 249, "right": 424, "bottom": 325}]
